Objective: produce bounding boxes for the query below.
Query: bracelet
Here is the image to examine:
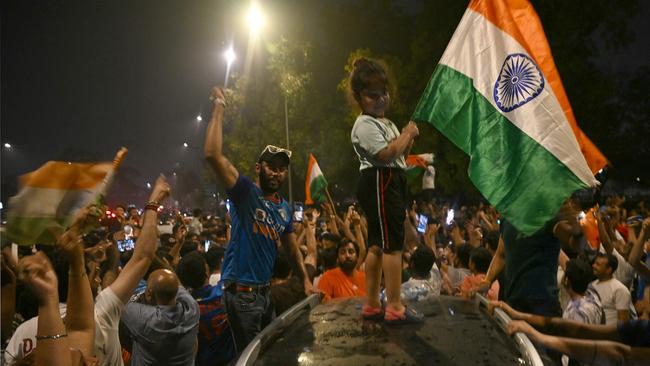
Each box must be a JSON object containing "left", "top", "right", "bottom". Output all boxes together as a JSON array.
[
  {"left": 144, "top": 201, "right": 160, "bottom": 211},
  {"left": 36, "top": 333, "right": 68, "bottom": 340}
]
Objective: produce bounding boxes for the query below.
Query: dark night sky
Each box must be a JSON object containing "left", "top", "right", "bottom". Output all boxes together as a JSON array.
[{"left": 2, "top": 1, "right": 649, "bottom": 206}]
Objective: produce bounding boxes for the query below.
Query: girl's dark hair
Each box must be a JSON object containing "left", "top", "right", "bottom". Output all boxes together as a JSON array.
[{"left": 347, "top": 57, "right": 389, "bottom": 103}]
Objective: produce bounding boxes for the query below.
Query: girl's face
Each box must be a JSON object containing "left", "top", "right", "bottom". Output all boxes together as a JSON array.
[{"left": 359, "top": 77, "right": 389, "bottom": 118}]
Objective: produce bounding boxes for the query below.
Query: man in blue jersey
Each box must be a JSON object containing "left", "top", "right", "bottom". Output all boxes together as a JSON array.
[{"left": 203, "top": 86, "right": 315, "bottom": 354}]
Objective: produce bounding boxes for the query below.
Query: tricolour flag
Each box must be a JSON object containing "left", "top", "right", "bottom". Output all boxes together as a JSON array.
[
  {"left": 305, "top": 154, "right": 328, "bottom": 205},
  {"left": 405, "top": 154, "right": 434, "bottom": 181},
  {"left": 413, "top": 0, "right": 606, "bottom": 235},
  {"left": 6, "top": 149, "right": 127, "bottom": 245}
]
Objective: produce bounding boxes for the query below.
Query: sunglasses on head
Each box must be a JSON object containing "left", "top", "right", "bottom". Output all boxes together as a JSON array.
[{"left": 261, "top": 145, "right": 292, "bottom": 158}]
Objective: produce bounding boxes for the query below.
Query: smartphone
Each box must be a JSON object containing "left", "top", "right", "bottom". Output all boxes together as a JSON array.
[
  {"left": 117, "top": 238, "right": 135, "bottom": 252},
  {"left": 417, "top": 214, "right": 428, "bottom": 233},
  {"left": 445, "top": 209, "right": 455, "bottom": 226},
  {"left": 293, "top": 202, "right": 304, "bottom": 222},
  {"left": 204, "top": 239, "right": 211, "bottom": 252},
  {"left": 225, "top": 199, "right": 231, "bottom": 212}
]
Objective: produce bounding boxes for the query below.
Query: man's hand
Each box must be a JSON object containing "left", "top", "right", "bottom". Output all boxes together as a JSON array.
[
  {"left": 507, "top": 320, "right": 541, "bottom": 342},
  {"left": 304, "top": 278, "right": 319, "bottom": 297},
  {"left": 211, "top": 86, "right": 226, "bottom": 106},
  {"left": 148, "top": 175, "right": 171, "bottom": 204},
  {"left": 488, "top": 300, "right": 526, "bottom": 320},
  {"left": 18, "top": 252, "right": 59, "bottom": 305}
]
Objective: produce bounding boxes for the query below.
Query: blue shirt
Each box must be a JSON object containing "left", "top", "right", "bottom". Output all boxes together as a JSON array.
[
  {"left": 221, "top": 175, "right": 293, "bottom": 285},
  {"left": 192, "top": 285, "right": 235, "bottom": 366}
]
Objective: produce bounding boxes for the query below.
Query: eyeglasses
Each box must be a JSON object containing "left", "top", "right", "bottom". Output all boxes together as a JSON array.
[{"left": 261, "top": 145, "right": 292, "bottom": 158}]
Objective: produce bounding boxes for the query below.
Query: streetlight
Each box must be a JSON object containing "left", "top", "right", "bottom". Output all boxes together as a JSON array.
[
  {"left": 183, "top": 142, "right": 188, "bottom": 148},
  {"left": 3, "top": 143, "right": 11, "bottom": 149},
  {"left": 196, "top": 115, "right": 202, "bottom": 122},
  {"left": 223, "top": 44, "right": 236, "bottom": 87},
  {"left": 246, "top": 1, "right": 265, "bottom": 37}
]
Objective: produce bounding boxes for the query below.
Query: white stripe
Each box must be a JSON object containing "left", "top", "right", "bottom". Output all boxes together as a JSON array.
[
  {"left": 376, "top": 170, "right": 386, "bottom": 249},
  {"left": 439, "top": 9, "right": 596, "bottom": 186},
  {"left": 8, "top": 186, "right": 99, "bottom": 217},
  {"left": 308, "top": 162, "right": 323, "bottom": 183}
]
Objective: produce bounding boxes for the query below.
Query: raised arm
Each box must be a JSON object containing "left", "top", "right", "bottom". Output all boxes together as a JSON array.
[
  {"left": 19, "top": 252, "right": 71, "bottom": 366},
  {"left": 480, "top": 235, "right": 505, "bottom": 291},
  {"left": 375, "top": 122, "right": 418, "bottom": 164},
  {"left": 109, "top": 176, "right": 170, "bottom": 304},
  {"left": 628, "top": 218, "right": 650, "bottom": 281},
  {"left": 204, "top": 86, "right": 239, "bottom": 190},
  {"left": 281, "top": 232, "right": 315, "bottom": 296}
]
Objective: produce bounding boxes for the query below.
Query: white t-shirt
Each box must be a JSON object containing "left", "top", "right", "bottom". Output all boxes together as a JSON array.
[
  {"left": 208, "top": 273, "right": 221, "bottom": 287},
  {"left": 590, "top": 278, "right": 632, "bottom": 325},
  {"left": 4, "top": 304, "right": 67, "bottom": 366},
  {"left": 93, "top": 287, "right": 125, "bottom": 366},
  {"left": 351, "top": 114, "right": 407, "bottom": 170}
]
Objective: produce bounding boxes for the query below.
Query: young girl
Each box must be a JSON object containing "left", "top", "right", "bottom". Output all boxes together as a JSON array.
[{"left": 349, "top": 57, "right": 423, "bottom": 324}]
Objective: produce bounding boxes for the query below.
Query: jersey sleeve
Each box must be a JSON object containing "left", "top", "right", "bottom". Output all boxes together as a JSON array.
[{"left": 226, "top": 175, "right": 254, "bottom": 205}]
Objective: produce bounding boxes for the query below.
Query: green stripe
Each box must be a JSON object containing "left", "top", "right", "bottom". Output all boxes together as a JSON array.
[
  {"left": 413, "top": 65, "right": 586, "bottom": 236},
  {"left": 309, "top": 175, "right": 328, "bottom": 203},
  {"left": 6, "top": 215, "right": 70, "bottom": 245}
]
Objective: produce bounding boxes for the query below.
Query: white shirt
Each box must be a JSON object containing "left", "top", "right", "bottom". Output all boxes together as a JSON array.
[
  {"left": 612, "top": 248, "right": 635, "bottom": 289},
  {"left": 351, "top": 114, "right": 407, "bottom": 170},
  {"left": 94, "top": 287, "right": 125, "bottom": 366},
  {"left": 590, "top": 278, "right": 632, "bottom": 325},
  {"left": 4, "top": 304, "right": 67, "bottom": 366},
  {"left": 208, "top": 273, "right": 221, "bottom": 287}
]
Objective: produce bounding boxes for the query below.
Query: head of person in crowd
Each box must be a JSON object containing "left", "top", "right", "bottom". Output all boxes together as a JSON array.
[
  {"left": 145, "top": 269, "right": 180, "bottom": 306},
  {"left": 563, "top": 258, "right": 595, "bottom": 296},
  {"left": 409, "top": 246, "right": 435, "bottom": 279},
  {"left": 272, "top": 251, "right": 292, "bottom": 281},
  {"left": 468, "top": 247, "right": 491, "bottom": 275},
  {"left": 177, "top": 251, "right": 209, "bottom": 291},
  {"left": 173, "top": 222, "right": 187, "bottom": 242},
  {"left": 193, "top": 208, "right": 203, "bottom": 219},
  {"left": 337, "top": 239, "right": 359, "bottom": 275},
  {"left": 256, "top": 145, "right": 291, "bottom": 195},
  {"left": 347, "top": 57, "right": 392, "bottom": 118},
  {"left": 453, "top": 243, "right": 471, "bottom": 270},
  {"left": 321, "top": 233, "right": 340, "bottom": 249},
  {"left": 318, "top": 247, "right": 338, "bottom": 274},
  {"left": 115, "top": 204, "right": 126, "bottom": 221},
  {"left": 592, "top": 253, "right": 618, "bottom": 281},
  {"left": 205, "top": 246, "right": 225, "bottom": 274}
]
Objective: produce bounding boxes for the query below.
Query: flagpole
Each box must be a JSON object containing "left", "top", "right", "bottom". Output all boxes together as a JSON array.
[
  {"left": 96, "top": 147, "right": 129, "bottom": 204},
  {"left": 325, "top": 187, "right": 336, "bottom": 215}
]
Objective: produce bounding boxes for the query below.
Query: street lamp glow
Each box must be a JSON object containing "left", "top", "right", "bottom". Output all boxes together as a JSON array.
[
  {"left": 183, "top": 142, "right": 188, "bottom": 148},
  {"left": 246, "top": 1, "right": 265, "bottom": 35},
  {"left": 196, "top": 115, "right": 202, "bottom": 122},
  {"left": 146, "top": 182, "right": 152, "bottom": 189},
  {"left": 224, "top": 45, "right": 236, "bottom": 65},
  {"left": 3, "top": 143, "right": 11, "bottom": 148}
]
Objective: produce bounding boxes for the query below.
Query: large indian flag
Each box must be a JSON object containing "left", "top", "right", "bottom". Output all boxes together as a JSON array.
[
  {"left": 305, "top": 154, "right": 328, "bottom": 205},
  {"left": 6, "top": 149, "right": 127, "bottom": 245},
  {"left": 413, "top": 0, "right": 607, "bottom": 236}
]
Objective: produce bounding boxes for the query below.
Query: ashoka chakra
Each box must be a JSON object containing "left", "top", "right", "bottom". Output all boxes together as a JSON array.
[{"left": 493, "top": 53, "right": 545, "bottom": 112}]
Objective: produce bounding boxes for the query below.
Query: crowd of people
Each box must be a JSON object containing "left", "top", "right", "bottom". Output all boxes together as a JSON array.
[{"left": 1, "top": 59, "right": 649, "bottom": 366}]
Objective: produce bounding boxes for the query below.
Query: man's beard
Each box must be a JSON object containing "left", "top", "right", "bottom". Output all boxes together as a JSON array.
[
  {"left": 339, "top": 259, "right": 356, "bottom": 272},
  {"left": 259, "top": 171, "right": 281, "bottom": 194}
]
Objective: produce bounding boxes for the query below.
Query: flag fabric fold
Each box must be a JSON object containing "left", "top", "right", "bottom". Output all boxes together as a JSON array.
[
  {"left": 7, "top": 161, "right": 113, "bottom": 245},
  {"left": 413, "top": 0, "right": 604, "bottom": 236},
  {"left": 305, "top": 154, "right": 328, "bottom": 205}
]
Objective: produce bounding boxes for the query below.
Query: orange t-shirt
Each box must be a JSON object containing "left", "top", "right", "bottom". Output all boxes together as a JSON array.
[{"left": 317, "top": 267, "right": 366, "bottom": 302}]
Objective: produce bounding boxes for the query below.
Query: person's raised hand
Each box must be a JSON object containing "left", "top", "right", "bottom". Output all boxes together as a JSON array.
[
  {"left": 18, "top": 252, "right": 59, "bottom": 305},
  {"left": 211, "top": 87, "right": 226, "bottom": 106},
  {"left": 148, "top": 175, "right": 171, "bottom": 205}
]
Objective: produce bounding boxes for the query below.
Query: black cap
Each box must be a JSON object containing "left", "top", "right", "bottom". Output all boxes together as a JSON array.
[{"left": 257, "top": 145, "right": 292, "bottom": 166}]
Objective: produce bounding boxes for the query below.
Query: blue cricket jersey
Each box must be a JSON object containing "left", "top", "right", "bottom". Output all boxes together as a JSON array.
[{"left": 221, "top": 175, "right": 293, "bottom": 285}]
